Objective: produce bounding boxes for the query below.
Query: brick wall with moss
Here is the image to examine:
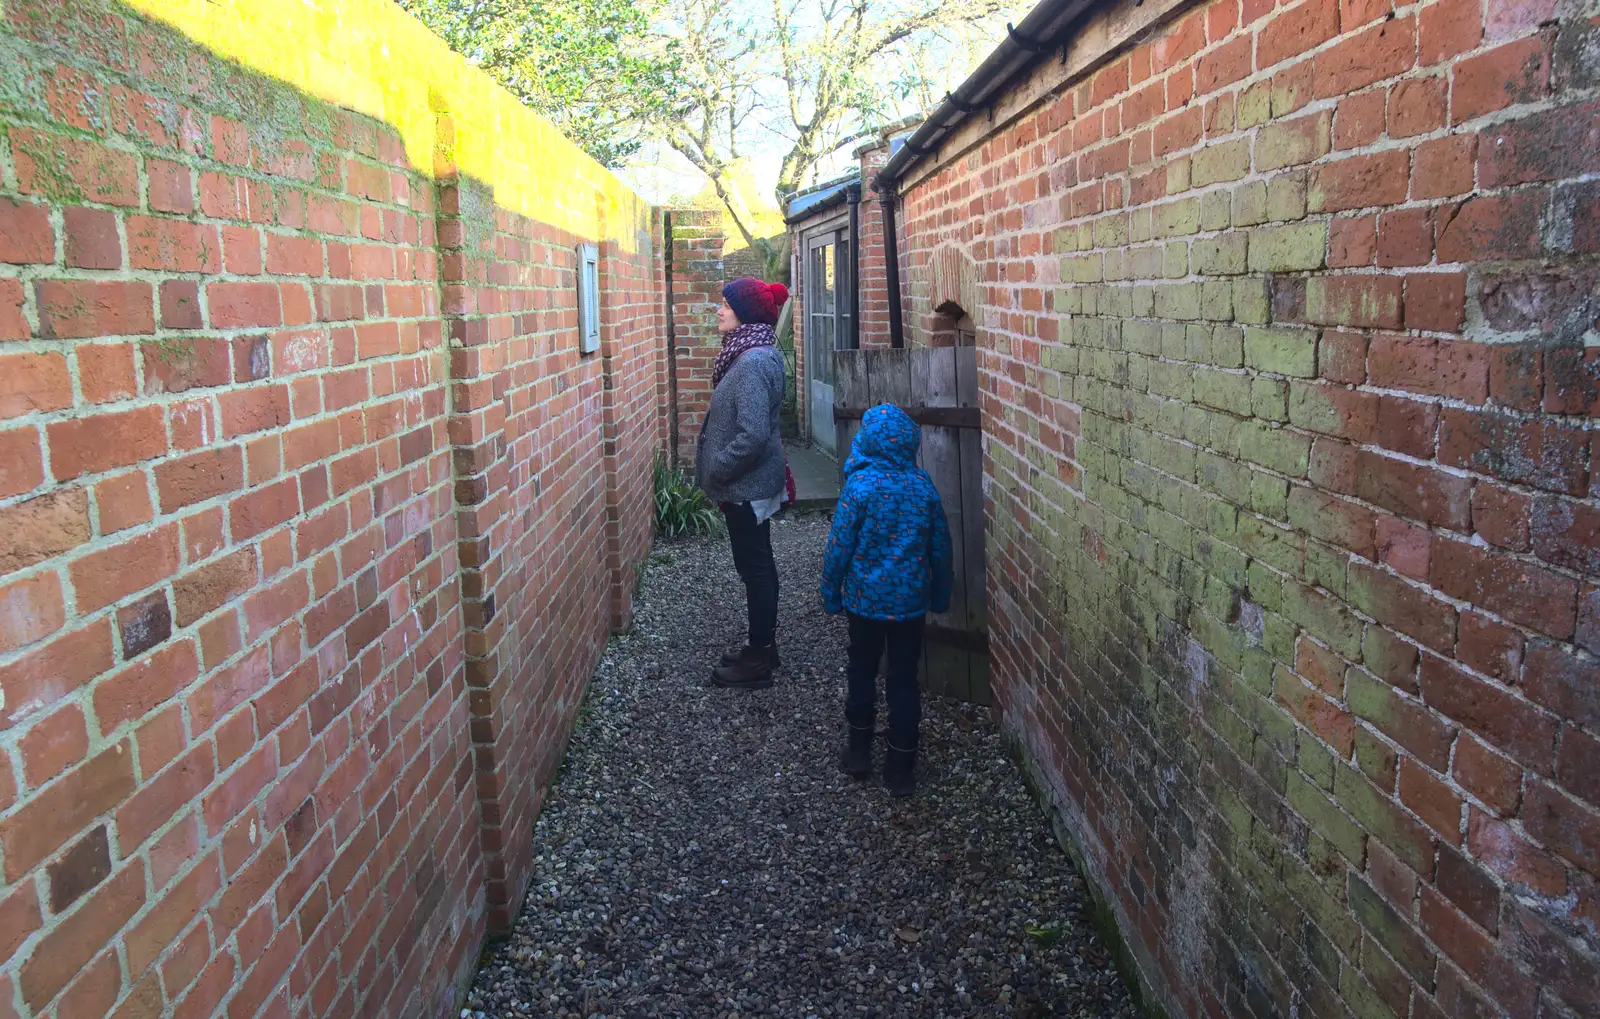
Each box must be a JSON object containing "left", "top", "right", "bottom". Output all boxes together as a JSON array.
[{"left": 897, "top": 0, "right": 1600, "bottom": 1016}]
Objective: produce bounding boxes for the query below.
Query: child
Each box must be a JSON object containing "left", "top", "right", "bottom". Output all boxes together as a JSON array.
[{"left": 819, "top": 403, "right": 953, "bottom": 797}]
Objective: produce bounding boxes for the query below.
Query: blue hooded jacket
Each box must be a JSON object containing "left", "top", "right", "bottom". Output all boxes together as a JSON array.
[{"left": 819, "top": 404, "right": 954, "bottom": 621}]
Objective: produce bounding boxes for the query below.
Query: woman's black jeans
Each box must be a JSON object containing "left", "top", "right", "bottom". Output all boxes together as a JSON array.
[
  {"left": 845, "top": 612, "right": 924, "bottom": 749},
  {"left": 722, "top": 502, "right": 778, "bottom": 649}
]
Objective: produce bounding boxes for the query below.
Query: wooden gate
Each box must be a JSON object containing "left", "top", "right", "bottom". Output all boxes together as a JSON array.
[{"left": 832, "top": 347, "right": 989, "bottom": 704}]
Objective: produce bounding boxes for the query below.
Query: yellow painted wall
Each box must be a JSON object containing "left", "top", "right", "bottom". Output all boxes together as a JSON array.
[{"left": 123, "top": 0, "right": 651, "bottom": 250}]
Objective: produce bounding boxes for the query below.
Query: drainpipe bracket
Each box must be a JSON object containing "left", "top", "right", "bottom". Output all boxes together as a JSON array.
[{"left": 1006, "top": 22, "right": 1050, "bottom": 53}]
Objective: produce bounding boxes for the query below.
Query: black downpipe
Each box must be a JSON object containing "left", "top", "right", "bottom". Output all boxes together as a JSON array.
[
  {"left": 846, "top": 184, "right": 861, "bottom": 350},
  {"left": 663, "top": 211, "right": 680, "bottom": 467},
  {"left": 877, "top": 180, "right": 904, "bottom": 349}
]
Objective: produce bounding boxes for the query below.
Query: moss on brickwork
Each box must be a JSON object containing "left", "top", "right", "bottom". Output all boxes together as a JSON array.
[
  {"left": 914, "top": 5, "right": 1600, "bottom": 1011},
  {"left": 1007, "top": 726, "right": 1176, "bottom": 1019}
]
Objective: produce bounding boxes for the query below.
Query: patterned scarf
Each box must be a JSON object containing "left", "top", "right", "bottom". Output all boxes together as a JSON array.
[{"left": 712, "top": 322, "right": 777, "bottom": 388}]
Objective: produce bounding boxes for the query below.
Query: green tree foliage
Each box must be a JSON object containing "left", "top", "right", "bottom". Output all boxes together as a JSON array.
[
  {"left": 397, "top": 0, "right": 681, "bottom": 168},
  {"left": 401, "top": 0, "right": 1021, "bottom": 281}
]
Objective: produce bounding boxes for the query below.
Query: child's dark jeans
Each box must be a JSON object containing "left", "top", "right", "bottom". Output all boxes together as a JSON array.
[{"left": 845, "top": 612, "right": 924, "bottom": 747}]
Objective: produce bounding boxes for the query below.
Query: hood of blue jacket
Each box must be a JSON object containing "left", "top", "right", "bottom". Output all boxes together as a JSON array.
[{"left": 845, "top": 404, "right": 920, "bottom": 476}]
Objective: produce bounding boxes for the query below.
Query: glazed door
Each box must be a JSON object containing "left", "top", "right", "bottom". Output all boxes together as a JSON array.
[{"left": 805, "top": 232, "right": 849, "bottom": 455}]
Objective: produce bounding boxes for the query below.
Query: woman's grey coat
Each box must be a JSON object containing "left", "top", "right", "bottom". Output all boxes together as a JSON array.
[{"left": 695, "top": 346, "right": 787, "bottom": 504}]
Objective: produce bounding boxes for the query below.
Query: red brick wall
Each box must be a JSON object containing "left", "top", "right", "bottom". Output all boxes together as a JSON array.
[
  {"left": 437, "top": 177, "right": 662, "bottom": 933},
  {"left": 897, "top": 1, "right": 1600, "bottom": 1016},
  {"left": 0, "top": 3, "right": 665, "bottom": 1017},
  {"left": 667, "top": 209, "right": 724, "bottom": 466},
  {"left": 857, "top": 145, "right": 895, "bottom": 350}
]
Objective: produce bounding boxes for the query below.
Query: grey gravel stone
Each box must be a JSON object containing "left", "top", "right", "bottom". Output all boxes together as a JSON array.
[{"left": 464, "top": 513, "right": 1137, "bottom": 1018}]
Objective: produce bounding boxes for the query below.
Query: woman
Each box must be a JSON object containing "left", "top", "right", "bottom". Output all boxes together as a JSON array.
[{"left": 696, "top": 277, "right": 791, "bottom": 689}]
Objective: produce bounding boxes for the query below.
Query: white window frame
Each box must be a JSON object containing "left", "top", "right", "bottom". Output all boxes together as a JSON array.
[{"left": 577, "top": 244, "right": 600, "bottom": 354}]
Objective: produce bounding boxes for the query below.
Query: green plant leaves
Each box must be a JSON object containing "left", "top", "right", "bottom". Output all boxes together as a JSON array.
[{"left": 653, "top": 453, "right": 722, "bottom": 538}]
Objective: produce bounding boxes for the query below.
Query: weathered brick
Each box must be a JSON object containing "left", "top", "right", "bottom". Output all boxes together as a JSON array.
[
  {"left": 0, "top": 198, "right": 54, "bottom": 264},
  {"left": 1477, "top": 99, "right": 1600, "bottom": 187},
  {"left": 127, "top": 216, "right": 221, "bottom": 274},
  {"left": 20, "top": 703, "right": 90, "bottom": 792},
  {"left": 0, "top": 428, "right": 43, "bottom": 500},
  {"left": 1522, "top": 778, "right": 1600, "bottom": 876},
  {"left": 48, "top": 407, "right": 168, "bottom": 481},
  {"left": 1375, "top": 208, "right": 1433, "bottom": 267},
  {"left": 1436, "top": 193, "right": 1543, "bottom": 262},
  {"left": 1412, "top": 135, "right": 1476, "bottom": 200},
  {"left": 207, "top": 282, "right": 283, "bottom": 329},
  {"left": 1452, "top": 34, "right": 1552, "bottom": 124},
  {"left": 1348, "top": 560, "right": 1458, "bottom": 653},
  {"left": 1259, "top": 4, "right": 1338, "bottom": 70},
  {"left": 1368, "top": 335, "right": 1486, "bottom": 400},
  {"left": 1529, "top": 496, "right": 1600, "bottom": 574},
  {"left": 1306, "top": 276, "right": 1402, "bottom": 329},
  {"left": 1255, "top": 111, "right": 1332, "bottom": 172},
  {"left": 1420, "top": 0, "right": 1482, "bottom": 65},
  {"left": 154, "top": 445, "right": 245, "bottom": 513},
  {"left": 63, "top": 206, "right": 121, "bottom": 269},
  {"left": 11, "top": 127, "right": 139, "bottom": 207},
  {"left": 1244, "top": 327, "right": 1317, "bottom": 378},
  {"left": 1523, "top": 640, "right": 1600, "bottom": 730},
  {"left": 1191, "top": 138, "right": 1252, "bottom": 186},
  {"left": 36, "top": 279, "right": 156, "bottom": 341},
  {"left": 1309, "top": 151, "right": 1410, "bottom": 213},
  {"left": 1439, "top": 408, "right": 1589, "bottom": 496},
  {"left": 1196, "top": 34, "right": 1253, "bottom": 94},
  {"left": 1318, "top": 15, "right": 1420, "bottom": 97},
  {"left": 143, "top": 337, "right": 233, "bottom": 394},
  {"left": 117, "top": 591, "right": 172, "bottom": 662},
  {"left": 1453, "top": 733, "right": 1521, "bottom": 816},
  {"left": 0, "top": 353, "right": 71, "bottom": 421},
  {"left": 78, "top": 342, "right": 138, "bottom": 404},
  {"left": 173, "top": 548, "right": 258, "bottom": 626},
  {"left": 147, "top": 158, "right": 194, "bottom": 214},
  {"left": 1333, "top": 89, "right": 1387, "bottom": 151},
  {"left": 1556, "top": 725, "right": 1600, "bottom": 809},
  {"left": 1388, "top": 77, "right": 1447, "bottom": 138},
  {"left": 1471, "top": 484, "right": 1532, "bottom": 552},
  {"left": 219, "top": 385, "right": 291, "bottom": 438},
  {"left": 0, "top": 488, "right": 91, "bottom": 573},
  {"left": 1432, "top": 537, "right": 1577, "bottom": 639},
  {"left": 1190, "top": 232, "right": 1248, "bottom": 275},
  {"left": 159, "top": 280, "right": 203, "bottom": 330},
  {"left": 1404, "top": 273, "right": 1466, "bottom": 333},
  {"left": 1249, "top": 222, "right": 1327, "bottom": 271},
  {"left": 1328, "top": 215, "right": 1376, "bottom": 268},
  {"left": 0, "top": 279, "right": 25, "bottom": 341}
]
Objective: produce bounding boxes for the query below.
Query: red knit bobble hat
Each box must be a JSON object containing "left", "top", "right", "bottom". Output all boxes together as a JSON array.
[{"left": 722, "top": 277, "right": 789, "bottom": 326}]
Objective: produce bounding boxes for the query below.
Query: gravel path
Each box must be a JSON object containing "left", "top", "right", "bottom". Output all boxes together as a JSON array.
[{"left": 462, "top": 514, "right": 1137, "bottom": 1019}]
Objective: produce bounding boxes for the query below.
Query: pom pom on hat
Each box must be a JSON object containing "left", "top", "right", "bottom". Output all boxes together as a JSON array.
[{"left": 722, "top": 277, "right": 789, "bottom": 325}]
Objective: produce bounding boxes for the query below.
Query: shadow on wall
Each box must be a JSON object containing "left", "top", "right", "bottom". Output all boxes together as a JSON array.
[{"left": 0, "top": 1, "right": 666, "bottom": 1017}]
